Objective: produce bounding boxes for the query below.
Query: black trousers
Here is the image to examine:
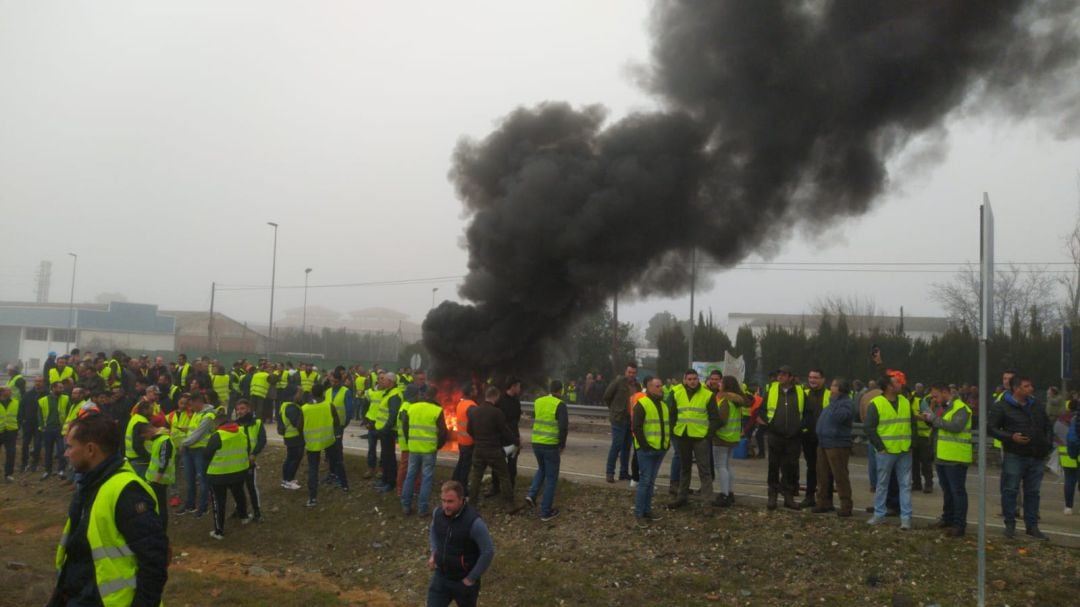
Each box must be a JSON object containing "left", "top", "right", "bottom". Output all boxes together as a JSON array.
[
  {"left": 282, "top": 441, "right": 304, "bottom": 482},
  {"left": 453, "top": 445, "right": 474, "bottom": 493},
  {"left": 1, "top": 431, "right": 16, "bottom": 477},
  {"left": 20, "top": 422, "right": 40, "bottom": 470},
  {"left": 210, "top": 481, "right": 247, "bottom": 535},
  {"left": 244, "top": 465, "right": 261, "bottom": 515},
  {"left": 767, "top": 431, "right": 801, "bottom": 495},
  {"left": 379, "top": 431, "right": 397, "bottom": 488},
  {"left": 801, "top": 434, "right": 818, "bottom": 496},
  {"left": 150, "top": 482, "right": 169, "bottom": 533},
  {"left": 491, "top": 448, "right": 518, "bottom": 493}
]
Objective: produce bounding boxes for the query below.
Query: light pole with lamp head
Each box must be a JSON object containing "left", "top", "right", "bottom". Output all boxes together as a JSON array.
[
  {"left": 431, "top": 287, "right": 439, "bottom": 310},
  {"left": 302, "top": 267, "right": 312, "bottom": 350},
  {"left": 267, "top": 222, "right": 278, "bottom": 359}
]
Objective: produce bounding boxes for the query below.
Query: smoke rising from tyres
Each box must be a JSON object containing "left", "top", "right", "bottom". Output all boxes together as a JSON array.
[{"left": 423, "top": 0, "right": 1080, "bottom": 379}]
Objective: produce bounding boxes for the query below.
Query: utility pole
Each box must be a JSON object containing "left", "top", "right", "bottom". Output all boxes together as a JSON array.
[
  {"left": 976, "top": 196, "right": 994, "bottom": 607},
  {"left": 66, "top": 253, "right": 77, "bottom": 353},
  {"left": 688, "top": 247, "right": 696, "bottom": 367},
  {"left": 611, "top": 293, "right": 620, "bottom": 375}
]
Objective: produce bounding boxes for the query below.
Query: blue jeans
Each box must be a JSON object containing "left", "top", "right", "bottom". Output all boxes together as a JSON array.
[
  {"left": 41, "top": 428, "right": 65, "bottom": 474},
  {"left": 635, "top": 448, "right": 666, "bottom": 517},
  {"left": 606, "top": 423, "right": 631, "bottom": 478},
  {"left": 868, "top": 443, "right": 877, "bottom": 489},
  {"left": 669, "top": 448, "right": 681, "bottom": 484},
  {"left": 401, "top": 451, "right": 437, "bottom": 513},
  {"left": 1001, "top": 452, "right": 1044, "bottom": 528},
  {"left": 936, "top": 463, "right": 969, "bottom": 529},
  {"left": 183, "top": 447, "right": 209, "bottom": 513},
  {"left": 528, "top": 444, "right": 561, "bottom": 517},
  {"left": 873, "top": 450, "right": 912, "bottom": 520}
]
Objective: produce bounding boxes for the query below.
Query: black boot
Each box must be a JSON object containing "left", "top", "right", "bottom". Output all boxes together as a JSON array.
[
  {"left": 798, "top": 493, "right": 816, "bottom": 509},
  {"left": 767, "top": 490, "right": 778, "bottom": 511}
]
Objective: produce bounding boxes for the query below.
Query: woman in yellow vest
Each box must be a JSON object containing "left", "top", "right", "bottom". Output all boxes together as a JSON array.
[{"left": 712, "top": 376, "right": 746, "bottom": 508}]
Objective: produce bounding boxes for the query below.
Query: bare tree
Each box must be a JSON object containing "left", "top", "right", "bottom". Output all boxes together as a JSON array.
[
  {"left": 932, "top": 263, "right": 1061, "bottom": 334},
  {"left": 811, "top": 294, "right": 881, "bottom": 319}
]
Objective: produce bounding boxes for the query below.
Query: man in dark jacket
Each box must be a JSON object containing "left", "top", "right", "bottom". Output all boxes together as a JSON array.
[
  {"left": 602, "top": 362, "right": 639, "bottom": 483},
  {"left": 18, "top": 376, "right": 44, "bottom": 472},
  {"left": 813, "top": 378, "right": 855, "bottom": 516},
  {"left": 50, "top": 411, "right": 167, "bottom": 607},
  {"left": 490, "top": 378, "right": 523, "bottom": 496},
  {"left": 468, "top": 386, "right": 516, "bottom": 506},
  {"left": 800, "top": 368, "right": 828, "bottom": 508},
  {"left": 988, "top": 375, "right": 1053, "bottom": 540},
  {"left": 428, "top": 480, "right": 495, "bottom": 607},
  {"left": 757, "top": 365, "right": 805, "bottom": 510}
]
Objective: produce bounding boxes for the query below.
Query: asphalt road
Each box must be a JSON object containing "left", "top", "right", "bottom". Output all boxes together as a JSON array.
[{"left": 272, "top": 415, "right": 1080, "bottom": 546}]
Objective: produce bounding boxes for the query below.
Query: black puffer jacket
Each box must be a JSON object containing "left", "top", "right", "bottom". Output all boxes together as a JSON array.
[{"left": 988, "top": 394, "right": 1053, "bottom": 458}]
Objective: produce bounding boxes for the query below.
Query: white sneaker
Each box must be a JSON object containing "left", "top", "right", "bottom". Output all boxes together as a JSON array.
[
  {"left": 287, "top": 480, "right": 301, "bottom": 490},
  {"left": 629, "top": 480, "right": 638, "bottom": 488},
  {"left": 209, "top": 531, "right": 224, "bottom": 540},
  {"left": 1065, "top": 507, "right": 1073, "bottom": 515}
]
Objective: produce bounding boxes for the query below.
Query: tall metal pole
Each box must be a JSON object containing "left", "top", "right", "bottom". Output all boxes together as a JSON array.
[
  {"left": 431, "top": 287, "right": 439, "bottom": 310},
  {"left": 611, "top": 293, "right": 619, "bottom": 375},
  {"left": 208, "top": 281, "right": 216, "bottom": 352},
  {"left": 66, "top": 253, "right": 77, "bottom": 353},
  {"left": 267, "top": 222, "right": 279, "bottom": 360},
  {"left": 302, "top": 268, "right": 312, "bottom": 352},
  {"left": 688, "top": 247, "right": 696, "bottom": 367},
  {"left": 977, "top": 196, "right": 995, "bottom": 607}
]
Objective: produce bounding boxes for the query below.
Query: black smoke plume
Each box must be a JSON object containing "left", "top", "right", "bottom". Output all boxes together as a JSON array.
[{"left": 424, "top": 0, "right": 1080, "bottom": 380}]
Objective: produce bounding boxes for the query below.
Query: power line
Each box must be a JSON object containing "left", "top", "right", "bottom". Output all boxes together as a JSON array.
[{"left": 216, "top": 274, "right": 465, "bottom": 292}]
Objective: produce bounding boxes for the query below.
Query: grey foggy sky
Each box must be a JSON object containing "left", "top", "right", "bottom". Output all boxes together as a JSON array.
[{"left": 2, "top": 1, "right": 1079, "bottom": 335}]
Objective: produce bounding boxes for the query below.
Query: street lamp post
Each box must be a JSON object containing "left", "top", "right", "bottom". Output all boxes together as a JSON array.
[
  {"left": 66, "top": 252, "right": 77, "bottom": 353},
  {"left": 431, "top": 287, "right": 439, "bottom": 310},
  {"left": 267, "top": 222, "right": 278, "bottom": 359},
  {"left": 302, "top": 268, "right": 312, "bottom": 351}
]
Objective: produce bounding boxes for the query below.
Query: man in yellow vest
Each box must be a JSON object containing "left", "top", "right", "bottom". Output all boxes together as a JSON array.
[
  {"left": 525, "top": 381, "right": 569, "bottom": 521},
  {"left": 921, "top": 382, "right": 972, "bottom": 537},
  {"left": 39, "top": 380, "right": 71, "bottom": 480},
  {"left": 0, "top": 386, "right": 18, "bottom": 481},
  {"left": 1059, "top": 401, "right": 1078, "bottom": 515},
  {"left": 51, "top": 410, "right": 167, "bottom": 606},
  {"left": 205, "top": 410, "right": 251, "bottom": 539},
  {"left": 756, "top": 365, "right": 804, "bottom": 510},
  {"left": 143, "top": 414, "right": 176, "bottom": 533},
  {"left": 666, "top": 369, "right": 719, "bottom": 509},
  {"left": 125, "top": 399, "right": 154, "bottom": 479},
  {"left": 278, "top": 385, "right": 305, "bottom": 490},
  {"left": 910, "top": 382, "right": 935, "bottom": 494},
  {"left": 631, "top": 376, "right": 670, "bottom": 526},
  {"left": 400, "top": 385, "right": 448, "bottom": 516},
  {"left": 179, "top": 392, "right": 216, "bottom": 517},
  {"left": 323, "top": 371, "right": 351, "bottom": 493},
  {"left": 799, "top": 368, "right": 829, "bottom": 509},
  {"left": 363, "top": 371, "right": 386, "bottom": 480},
  {"left": 374, "top": 373, "right": 405, "bottom": 494},
  {"left": 48, "top": 354, "right": 76, "bottom": 389},
  {"left": 865, "top": 372, "right": 916, "bottom": 529},
  {"left": 302, "top": 384, "right": 338, "bottom": 507},
  {"left": 236, "top": 398, "right": 267, "bottom": 522}
]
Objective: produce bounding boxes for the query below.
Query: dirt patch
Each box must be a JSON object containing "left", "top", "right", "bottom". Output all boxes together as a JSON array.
[{"left": 3, "top": 445, "right": 1079, "bottom": 606}]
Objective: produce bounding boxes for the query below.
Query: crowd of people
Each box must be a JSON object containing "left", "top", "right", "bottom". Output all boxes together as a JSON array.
[{"left": 2, "top": 348, "right": 1079, "bottom": 606}]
